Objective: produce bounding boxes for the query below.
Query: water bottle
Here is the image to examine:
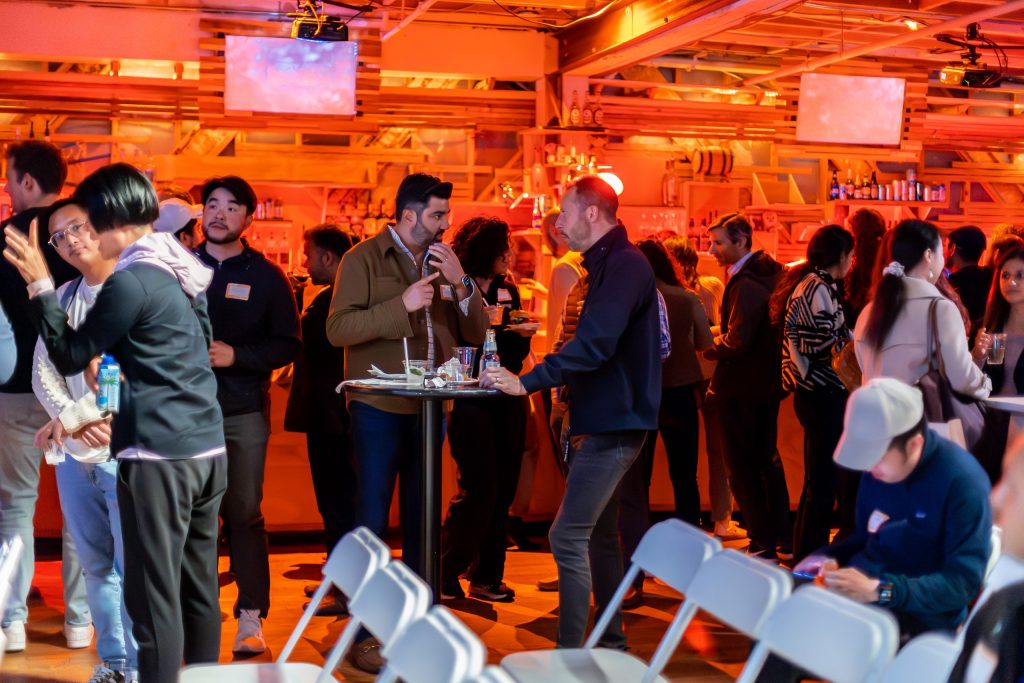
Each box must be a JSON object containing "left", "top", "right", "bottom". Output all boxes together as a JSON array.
[
  {"left": 96, "top": 354, "right": 121, "bottom": 414},
  {"left": 481, "top": 329, "right": 501, "bottom": 373}
]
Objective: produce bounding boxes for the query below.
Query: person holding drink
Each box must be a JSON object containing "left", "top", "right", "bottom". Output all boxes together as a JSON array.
[
  {"left": 974, "top": 243, "right": 1024, "bottom": 480},
  {"left": 440, "top": 217, "right": 534, "bottom": 602}
]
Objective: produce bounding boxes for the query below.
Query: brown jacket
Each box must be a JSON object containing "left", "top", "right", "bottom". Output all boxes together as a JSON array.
[{"left": 327, "top": 228, "right": 488, "bottom": 414}]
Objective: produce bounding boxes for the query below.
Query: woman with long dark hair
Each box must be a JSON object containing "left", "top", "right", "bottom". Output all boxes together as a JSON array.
[
  {"left": 769, "top": 225, "right": 854, "bottom": 560},
  {"left": 854, "top": 219, "right": 989, "bottom": 399},
  {"left": 971, "top": 245, "right": 1024, "bottom": 480},
  {"left": 844, "top": 208, "right": 886, "bottom": 325},
  {"left": 440, "top": 216, "right": 533, "bottom": 603}
]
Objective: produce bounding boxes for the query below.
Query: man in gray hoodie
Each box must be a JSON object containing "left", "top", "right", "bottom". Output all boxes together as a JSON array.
[{"left": 4, "top": 163, "right": 226, "bottom": 683}]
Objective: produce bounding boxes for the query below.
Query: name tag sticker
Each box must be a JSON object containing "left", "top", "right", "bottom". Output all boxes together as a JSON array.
[
  {"left": 225, "top": 283, "right": 251, "bottom": 301},
  {"left": 867, "top": 509, "right": 890, "bottom": 534},
  {"left": 497, "top": 288, "right": 513, "bottom": 303},
  {"left": 440, "top": 285, "right": 455, "bottom": 301}
]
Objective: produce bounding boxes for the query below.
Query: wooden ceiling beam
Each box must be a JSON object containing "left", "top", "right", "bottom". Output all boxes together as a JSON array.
[{"left": 556, "top": 0, "right": 804, "bottom": 76}]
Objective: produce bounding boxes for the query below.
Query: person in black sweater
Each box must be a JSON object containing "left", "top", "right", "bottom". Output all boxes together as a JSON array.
[
  {"left": 440, "top": 217, "right": 534, "bottom": 603},
  {"left": 284, "top": 224, "right": 355, "bottom": 616},
  {"left": 4, "top": 163, "right": 226, "bottom": 683},
  {"left": 195, "top": 176, "right": 301, "bottom": 655},
  {"left": 483, "top": 176, "right": 661, "bottom": 650},
  {"left": 947, "top": 225, "right": 992, "bottom": 325}
]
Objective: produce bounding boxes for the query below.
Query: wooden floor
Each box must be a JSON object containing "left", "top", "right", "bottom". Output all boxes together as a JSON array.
[{"left": 2, "top": 539, "right": 753, "bottom": 682}]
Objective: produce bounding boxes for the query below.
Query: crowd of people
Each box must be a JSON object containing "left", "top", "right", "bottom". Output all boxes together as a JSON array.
[{"left": 2, "top": 137, "right": 1024, "bottom": 682}]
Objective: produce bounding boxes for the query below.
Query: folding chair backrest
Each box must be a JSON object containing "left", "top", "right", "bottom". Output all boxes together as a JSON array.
[
  {"left": 985, "top": 525, "right": 1002, "bottom": 582},
  {"left": 317, "top": 561, "right": 431, "bottom": 682},
  {"left": 0, "top": 537, "right": 23, "bottom": 669},
  {"left": 377, "top": 606, "right": 486, "bottom": 683},
  {"left": 736, "top": 585, "right": 899, "bottom": 683},
  {"left": 631, "top": 519, "right": 721, "bottom": 594},
  {"left": 469, "top": 666, "right": 518, "bottom": 683},
  {"left": 687, "top": 549, "right": 793, "bottom": 636},
  {"left": 278, "top": 526, "right": 391, "bottom": 662},
  {"left": 878, "top": 632, "right": 960, "bottom": 683}
]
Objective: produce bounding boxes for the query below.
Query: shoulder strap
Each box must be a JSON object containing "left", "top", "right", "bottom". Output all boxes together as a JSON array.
[
  {"left": 59, "top": 276, "right": 83, "bottom": 310},
  {"left": 926, "top": 298, "right": 941, "bottom": 372}
]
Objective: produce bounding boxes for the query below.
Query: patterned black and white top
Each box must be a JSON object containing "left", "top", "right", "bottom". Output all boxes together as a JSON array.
[{"left": 781, "top": 268, "right": 849, "bottom": 393}]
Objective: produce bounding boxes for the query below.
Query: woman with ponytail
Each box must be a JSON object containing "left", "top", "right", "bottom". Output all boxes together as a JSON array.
[
  {"left": 854, "top": 219, "right": 990, "bottom": 399},
  {"left": 770, "top": 225, "right": 854, "bottom": 560}
]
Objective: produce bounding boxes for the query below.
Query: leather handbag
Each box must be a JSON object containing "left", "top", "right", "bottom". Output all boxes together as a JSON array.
[
  {"left": 831, "top": 339, "right": 862, "bottom": 392},
  {"left": 917, "top": 299, "right": 986, "bottom": 451}
]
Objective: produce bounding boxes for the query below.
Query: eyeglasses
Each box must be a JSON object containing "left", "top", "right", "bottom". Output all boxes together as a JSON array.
[{"left": 48, "top": 222, "right": 86, "bottom": 249}]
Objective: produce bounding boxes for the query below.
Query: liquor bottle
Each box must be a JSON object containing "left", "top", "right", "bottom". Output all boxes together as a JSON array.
[
  {"left": 861, "top": 175, "right": 870, "bottom": 200},
  {"left": 845, "top": 168, "right": 855, "bottom": 197},
  {"left": 870, "top": 171, "right": 879, "bottom": 200},
  {"left": 829, "top": 170, "right": 840, "bottom": 200},
  {"left": 531, "top": 150, "right": 546, "bottom": 194},
  {"left": 568, "top": 91, "right": 581, "bottom": 127},
  {"left": 481, "top": 329, "right": 501, "bottom": 372},
  {"left": 96, "top": 355, "right": 121, "bottom": 415},
  {"left": 662, "top": 160, "right": 678, "bottom": 206},
  {"left": 593, "top": 99, "right": 604, "bottom": 127},
  {"left": 853, "top": 175, "right": 863, "bottom": 200},
  {"left": 581, "top": 95, "right": 594, "bottom": 127},
  {"left": 273, "top": 198, "right": 283, "bottom": 219},
  {"left": 531, "top": 196, "right": 544, "bottom": 232}
]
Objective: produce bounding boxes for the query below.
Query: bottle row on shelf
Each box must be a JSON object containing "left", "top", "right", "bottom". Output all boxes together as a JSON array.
[
  {"left": 566, "top": 90, "right": 604, "bottom": 129},
  {"left": 829, "top": 170, "right": 947, "bottom": 203}
]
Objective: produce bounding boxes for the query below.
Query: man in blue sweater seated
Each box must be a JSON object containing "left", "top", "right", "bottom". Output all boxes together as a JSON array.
[{"left": 795, "top": 377, "right": 992, "bottom": 637}]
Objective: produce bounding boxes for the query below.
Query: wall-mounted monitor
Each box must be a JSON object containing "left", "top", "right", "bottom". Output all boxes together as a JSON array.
[
  {"left": 795, "top": 73, "right": 906, "bottom": 146},
  {"left": 224, "top": 35, "right": 357, "bottom": 116}
]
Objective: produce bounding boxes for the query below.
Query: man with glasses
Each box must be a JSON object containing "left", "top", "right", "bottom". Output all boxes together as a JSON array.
[
  {"left": 327, "top": 173, "right": 488, "bottom": 673},
  {"left": 195, "top": 176, "right": 301, "bottom": 654},
  {"left": 0, "top": 140, "right": 88, "bottom": 654}
]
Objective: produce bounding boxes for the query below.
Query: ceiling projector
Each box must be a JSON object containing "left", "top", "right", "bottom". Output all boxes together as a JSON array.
[
  {"left": 939, "top": 63, "right": 1002, "bottom": 88},
  {"left": 291, "top": 15, "right": 349, "bottom": 41}
]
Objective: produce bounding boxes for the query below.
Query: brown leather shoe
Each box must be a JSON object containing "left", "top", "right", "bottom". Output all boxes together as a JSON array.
[
  {"left": 536, "top": 577, "right": 559, "bottom": 592},
  {"left": 621, "top": 586, "right": 644, "bottom": 609},
  {"left": 349, "top": 637, "right": 385, "bottom": 674}
]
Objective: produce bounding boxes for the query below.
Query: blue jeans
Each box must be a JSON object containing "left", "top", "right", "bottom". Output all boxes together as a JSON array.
[
  {"left": 349, "top": 401, "right": 442, "bottom": 567},
  {"left": 56, "top": 457, "right": 137, "bottom": 671},
  {"left": 0, "top": 393, "right": 89, "bottom": 626},
  {"left": 550, "top": 431, "right": 646, "bottom": 649}
]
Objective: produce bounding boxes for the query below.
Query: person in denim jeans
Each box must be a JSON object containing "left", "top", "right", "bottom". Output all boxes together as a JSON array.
[
  {"left": 483, "top": 176, "right": 661, "bottom": 649},
  {"left": 30, "top": 199, "right": 137, "bottom": 683}
]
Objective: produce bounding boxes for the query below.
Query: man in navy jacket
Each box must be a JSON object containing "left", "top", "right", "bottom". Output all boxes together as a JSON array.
[
  {"left": 796, "top": 378, "right": 992, "bottom": 636},
  {"left": 483, "top": 175, "right": 661, "bottom": 650}
]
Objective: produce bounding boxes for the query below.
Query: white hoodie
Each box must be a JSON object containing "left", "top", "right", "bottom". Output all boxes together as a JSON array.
[{"left": 115, "top": 231, "right": 213, "bottom": 298}]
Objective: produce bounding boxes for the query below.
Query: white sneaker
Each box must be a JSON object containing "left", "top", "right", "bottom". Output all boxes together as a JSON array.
[
  {"left": 232, "top": 609, "right": 266, "bottom": 654},
  {"left": 3, "top": 620, "right": 26, "bottom": 652},
  {"left": 65, "top": 622, "right": 95, "bottom": 649},
  {"left": 714, "top": 519, "right": 748, "bottom": 541}
]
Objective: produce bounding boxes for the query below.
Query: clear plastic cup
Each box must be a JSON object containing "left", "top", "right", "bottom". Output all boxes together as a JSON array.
[
  {"left": 990, "top": 333, "right": 1008, "bottom": 366},
  {"left": 452, "top": 347, "right": 478, "bottom": 378},
  {"left": 484, "top": 305, "right": 504, "bottom": 326},
  {"left": 403, "top": 360, "right": 431, "bottom": 385}
]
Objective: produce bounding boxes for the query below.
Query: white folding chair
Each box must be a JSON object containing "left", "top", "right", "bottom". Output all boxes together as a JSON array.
[
  {"left": 736, "top": 585, "right": 899, "bottom": 683},
  {"left": 500, "top": 519, "right": 721, "bottom": 683},
  {"left": 878, "top": 632, "right": 960, "bottom": 683},
  {"left": 0, "top": 537, "right": 25, "bottom": 666},
  {"left": 469, "top": 666, "right": 518, "bottom": 683},
  {"left": 179, "top": 527, "right": 406, "bottom": 683},
  {"left": 376, "top": 606, "right": 486, "bottom": 683}
]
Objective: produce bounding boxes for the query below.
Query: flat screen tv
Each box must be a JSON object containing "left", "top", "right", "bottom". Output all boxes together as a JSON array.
[
  {"left": 224, "top": 35, "right": 358, "bottom": 116},
  {"left": 795, "top": 73, "right": 906, "bottom": 146}
]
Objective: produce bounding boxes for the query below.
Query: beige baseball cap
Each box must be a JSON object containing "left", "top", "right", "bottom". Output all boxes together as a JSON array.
[{"left": 834, "top": 378, "right": 924, "bottom": 471}]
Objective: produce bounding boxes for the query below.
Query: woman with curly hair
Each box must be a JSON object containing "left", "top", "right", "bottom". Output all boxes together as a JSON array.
[{"left": 440, "top": 216, "right": 535, "bottom": 603}]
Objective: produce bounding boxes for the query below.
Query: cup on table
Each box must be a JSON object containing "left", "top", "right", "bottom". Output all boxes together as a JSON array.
[
  {"left": 990, "top": 333, "right": 1008, "bottom": 366},
  {"left": 484, "top": 305, "right": 504, "bottom": 326},
  {"left": 403, "top": 360, "right": 431, "bottom": 385},
  {"left": 452, "top": 347, "right": 478, "bottom": 379}
]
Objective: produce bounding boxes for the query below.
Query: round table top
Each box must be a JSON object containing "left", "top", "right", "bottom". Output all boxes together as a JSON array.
[{"left": 341, "top": 378, "right": 501, "bottom": 400}]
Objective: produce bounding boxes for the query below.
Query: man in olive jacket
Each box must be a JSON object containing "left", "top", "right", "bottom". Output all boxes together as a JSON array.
[{"left": 327, "top": 173, "right": 487, "bottom": 587}]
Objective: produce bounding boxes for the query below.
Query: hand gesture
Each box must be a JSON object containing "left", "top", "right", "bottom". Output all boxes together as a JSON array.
[
  {"left": 480, "top": 367, "right": 527, "bottom": 396},
  {"left": 822, "top": 566, "right": 880, "bottom": 603},
  {"left": 34, "top": 418, "right": 66, "bottom": 449},
  {"left": 426, "top": 242, "right": 467, "bottom": 286},
  {"left": 4, "top": 218, "right": 53, "bottom": 285},
  {"left": 402, "top": 272, "right": 439, "bottom": 312},
  {"left": 209, "top": 340, "right": 236, "bottom": 368}
]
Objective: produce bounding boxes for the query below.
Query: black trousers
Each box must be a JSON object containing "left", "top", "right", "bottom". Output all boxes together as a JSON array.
[
  {"left": 441, "top": 395, "right": 527, "bottom": 586},
  {"left": 305, "top": 430, "right": 357, "bottom": 555},
  {"left": 220, "top": 411, "right": 271, "bottom": 618},
  {"left": 791, "top": 389, "right": 848, "bottom": 561},
  {"left": 118, "top": 456, "right": 226, "bottom": 683},
  {"left": 716, "top": 394, "right": 790, "bottom": 550}
]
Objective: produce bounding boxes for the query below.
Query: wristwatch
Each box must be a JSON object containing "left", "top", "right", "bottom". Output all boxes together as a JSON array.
[
  {"left": 877, "top": 581, "right": 894, "bottom": 605},
  {"left": 460, "top": 274, "right": 473, "bottom": 290}
]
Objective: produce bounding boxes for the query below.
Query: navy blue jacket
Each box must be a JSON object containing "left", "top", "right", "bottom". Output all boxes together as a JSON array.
[
  {"left": 825, "top": 429, "right": 992, "bottom": 634},
  {"left": 521, "top": 224, "right": 661, "bottom": 434}
]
